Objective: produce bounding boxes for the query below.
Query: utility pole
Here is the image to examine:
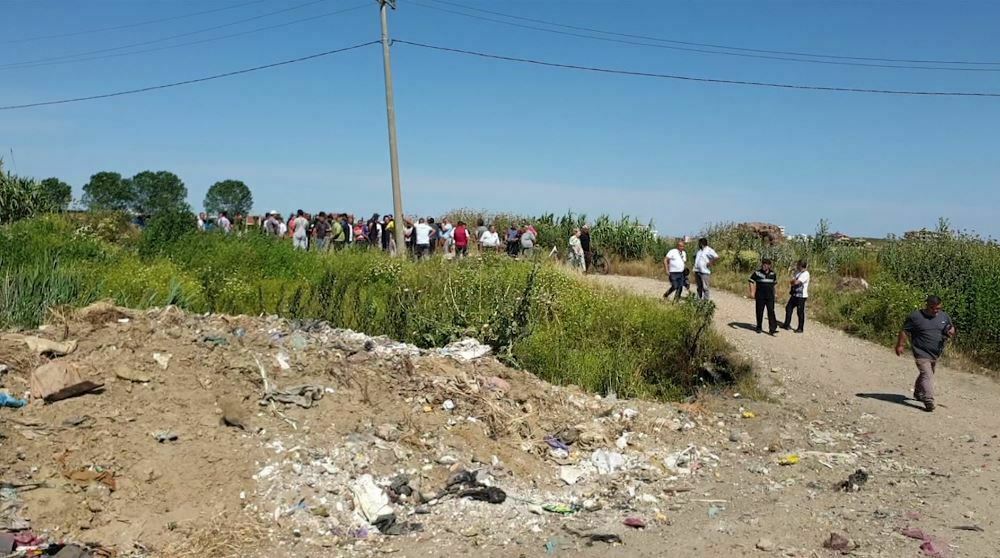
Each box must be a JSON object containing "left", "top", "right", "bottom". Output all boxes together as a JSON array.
[{"left": 379, "top": 0, "right": 406, "bottom": 255}]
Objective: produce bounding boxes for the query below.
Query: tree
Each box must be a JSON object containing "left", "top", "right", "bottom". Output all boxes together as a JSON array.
[
  {"left": 204, "top": 179, "right": 253, "bottom": 216},
  {"left": 39, "top": 177, "right": 72, "bottom": 210},
  {"left": 82, "top": 172, "right": 132, "bottom": 211},
  {"left": 130, "top": 170, "right": 189, "bottom": 216}
]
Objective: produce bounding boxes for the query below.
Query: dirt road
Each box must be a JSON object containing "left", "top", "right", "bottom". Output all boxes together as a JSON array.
[{"left": 591, "top": 274, "right": 1000, "bottom": 557}]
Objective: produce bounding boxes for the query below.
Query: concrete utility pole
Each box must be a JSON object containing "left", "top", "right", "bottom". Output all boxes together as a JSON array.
[{"left": 378, "top": 0, "right": 406, "bottom": 255}]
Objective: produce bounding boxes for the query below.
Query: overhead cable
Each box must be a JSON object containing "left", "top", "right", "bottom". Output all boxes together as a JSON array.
[
  {"left": 2, "top": 0, "right": 271, "bottom": 45},
  {"left": 1, "top": 0, "right": 339, "bottom": 69},
  {"left": 2, "top": 4, "right": 369, "bottom": 71},
  {"left": 0, "top": 41, "right": 380, "bottom": 111},
  {"left": 394, "top": 39, "right": 1000, "bottom": 97},
  {"left": 421, "top": 0, "right": 1000, "bottom": 67}
]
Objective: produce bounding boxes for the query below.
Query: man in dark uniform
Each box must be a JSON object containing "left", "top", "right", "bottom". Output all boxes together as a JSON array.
[
  {"left": 580, "top": 225, "right": 593, "bottom": 273},
  {"left": 748, "top": 258, "right": 779, "bottom": 334}
]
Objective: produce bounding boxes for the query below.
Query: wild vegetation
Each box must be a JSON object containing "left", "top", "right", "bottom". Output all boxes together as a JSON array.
[
  {"left": 0, "top": 213, "right": 748, "bottom": 400},
  {"left": 0, "top": 160, "right": 72, "bottom": 224}
]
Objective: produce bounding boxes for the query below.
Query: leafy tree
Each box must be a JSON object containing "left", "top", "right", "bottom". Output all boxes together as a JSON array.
[
  {"left": 130, "top": 170, "right": 189, "bottom": 215},
  {"left": 39, "top": 177, "right": 72, "bottom": 210},
  {"left": 204, "top": 179, "right": 253, "bottom": 216},
  {"left": 82, "top": 172, "right": 133, "bottom": 211}
]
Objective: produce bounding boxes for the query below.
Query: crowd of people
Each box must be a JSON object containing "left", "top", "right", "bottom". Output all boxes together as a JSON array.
[{"left": 196, "top": 210, "right": 596, "bottom": 267}]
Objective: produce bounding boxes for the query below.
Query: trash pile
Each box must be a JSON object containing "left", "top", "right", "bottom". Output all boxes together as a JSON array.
[{"left": 0, "top": 301, "right": 987, "bottom": 557}]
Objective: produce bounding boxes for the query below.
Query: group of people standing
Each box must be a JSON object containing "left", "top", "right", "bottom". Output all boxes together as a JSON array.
[{"left": 661, "top": 238, "right": 811, "bottom": 334}]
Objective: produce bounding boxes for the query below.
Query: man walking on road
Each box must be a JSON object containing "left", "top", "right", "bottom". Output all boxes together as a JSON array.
[
  {"left": 896, "top": 295, "right": 956, "bottom": 412},
  {"left": 748, "top": 258, "right": 779, "bottom": 334},
  {"left": 663, "top": 240, "right": 687, "bottom": 301},
  {"left": 693, "top": 238, "right": 719, "bottom": 300},
  {"left": 782, "top": 260, "right": 810, "bottom": 332}
]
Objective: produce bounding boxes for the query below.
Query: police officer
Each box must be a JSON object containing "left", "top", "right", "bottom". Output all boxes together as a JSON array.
[{"left": 748, "top": 258, "right": 779, "bottom": 334}]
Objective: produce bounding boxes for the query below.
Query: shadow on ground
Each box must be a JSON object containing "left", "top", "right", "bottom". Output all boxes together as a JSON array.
[{"left": 856, "top": 392, "right": 928, "bottom": 412}]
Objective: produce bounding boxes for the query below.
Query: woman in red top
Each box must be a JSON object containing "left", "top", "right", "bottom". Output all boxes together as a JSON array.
[{"left": 453, "top": 221, "right": 470, "bottom": 259}]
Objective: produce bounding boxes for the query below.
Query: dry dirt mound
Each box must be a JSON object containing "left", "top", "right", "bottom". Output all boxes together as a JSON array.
[
  {"left": 2, "top": 302, "right": 964, "bottom": 557},
  {"left": 0, "top": 304, "right": 722, "bottom": 557}
]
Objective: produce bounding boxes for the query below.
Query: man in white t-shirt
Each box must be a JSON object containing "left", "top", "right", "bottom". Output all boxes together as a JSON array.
[
  {"left": 292, "top": 209, "right": 309, "bottom": 250},
  {"left": 693, "top": 237, "right": 720, "bottom": 300},
  {"left": 782, "top": 259, "right": 811, "bottom": 333},
  {"left": 218, "top": 211, "right": 232, "bottom": 234},
  {"left": 414, "top": 217, "right": 433, "bottom": 259},
  {"left": 662, "top": 239, "right": 687, "bottom": 301}
]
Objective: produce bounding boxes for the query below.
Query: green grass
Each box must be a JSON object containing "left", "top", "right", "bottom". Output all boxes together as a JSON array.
[{"left": 0, "top": 214, "right": 750, "bottom": 400}]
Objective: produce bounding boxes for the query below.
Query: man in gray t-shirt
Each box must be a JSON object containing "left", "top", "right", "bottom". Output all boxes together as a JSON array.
[{"left": 896, "top": 295, "right": 956, "bottom": 412}]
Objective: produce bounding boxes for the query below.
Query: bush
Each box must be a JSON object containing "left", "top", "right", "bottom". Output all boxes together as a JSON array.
[{"left": 139, "top": 209, "right": 196, "bottom": 257}]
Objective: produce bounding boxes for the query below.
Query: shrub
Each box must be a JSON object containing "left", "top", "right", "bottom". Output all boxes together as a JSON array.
[{"left": 138, "top": 209, "right": 197, "bottom": 257}]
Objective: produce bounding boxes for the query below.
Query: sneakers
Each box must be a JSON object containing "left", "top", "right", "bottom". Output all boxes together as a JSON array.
[
  {"left": 794, "top": 329, "right": 804, "bottom": 334},
  {"left": 924, "top": 401, "right": 936, "bottom": 412}
]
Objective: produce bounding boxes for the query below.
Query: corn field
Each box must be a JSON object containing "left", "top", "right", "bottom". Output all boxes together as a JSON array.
[{"left": 0, "top": 160, "right": 61, "bottom": 225}]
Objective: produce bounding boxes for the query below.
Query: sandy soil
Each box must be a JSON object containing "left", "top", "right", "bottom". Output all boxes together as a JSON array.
[{"left": 592, "top": 274, "right": 1000, "bottom": 558}]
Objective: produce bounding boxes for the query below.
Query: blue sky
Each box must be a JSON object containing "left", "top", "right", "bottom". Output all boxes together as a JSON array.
[{"left": 2, "top": 0, "right": 998, "bottom": 237}]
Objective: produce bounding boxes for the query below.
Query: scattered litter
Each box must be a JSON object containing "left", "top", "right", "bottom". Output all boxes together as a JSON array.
[
  {"left": 458, "top": 486, "right": 507, "bottom": 504},
  {"left": 562, "top": 526, "right": 622, "bottom": 546},
  {"left": 201, "top": 334, "right": 229, "bottom": 347},
  {"left": 152, "top": 352, "right": 172, "bottom": 369},
  {"left": 63, "top": 466, "right": 116, "bottom": 491},
  {"left": 559, "top": 466, "right": 585, "bottom": 486},
  {"left": 623, "top": 517, "right": 646, "bottom": 529},
  {"left": 436, "top": 338, "right": 491, "bottom": 361},
  {"left": 261, "top": 384, "right": 324, "bottom": 408},
  {"left": 952, "top": 525, "right": 984, "bottom": 532},
  {"left": 3, "top": 334, "right": 78, "bottom": 356},
  {"left": 543, "top": 503, "right": 577, "bottom": 515},
  {"left": 838, "top": 469, "right": 869, "bottom": 492},
  {"left": 275, "top": 352, "right": 291, "bottom": 370},
  {"left": 30, "top": 362, "right": 102, "bottom": 402},
  {"left": 901, "top": 527, "right": 930, "bottom": 541},
  {"left": 741, "top": 411, "right": 756, "bottom": 419},
  {"left": 591, "top": 449, "right": 625, "bottom": 475},
  {"left": 779, "top": 454, "right": 800, "bottom": 466},
  {"left": 707, "top": 504, "right": 724, "bottom": 518},
  {"left": 442, "top": 399, "right": 456, "bottom": 412},
  {"left": 351, "top": 474, "right": 392, "bottom": 523},
  {"left": 545, "top": 435, "right": 570, "bottom": 452},
  {"left": 0, "top": 392, "right": 27, "bottom": 408},
  {"left": 154, "top": 431, "right": 179, "bottom": 443}
]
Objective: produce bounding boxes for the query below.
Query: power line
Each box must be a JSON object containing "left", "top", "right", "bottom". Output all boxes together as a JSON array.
[
  {"left": 1, "top": 0, "right": 338, "bottom": 70},
  {"left": 411, "top": 1, "right": 1000, "bottom": 72},
  {"left": 1, "top": 4, "right": 370, "bottom": 71},
  {"left": 2, "top": 0, "right": 271, "bottom": 45},
  {"left": 421, "top": 0, "right": 1000, "bottom": 67},
  {"left": 0, "top": 41, "right": 380, "bottom": 111},
  {"left": 394, "top": 40, "right": 1000, "bottom": 97}
]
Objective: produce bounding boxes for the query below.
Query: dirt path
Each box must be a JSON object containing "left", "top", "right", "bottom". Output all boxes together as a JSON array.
[{"left": 592, "top": 274, "right": 1000, "bottom": 557}]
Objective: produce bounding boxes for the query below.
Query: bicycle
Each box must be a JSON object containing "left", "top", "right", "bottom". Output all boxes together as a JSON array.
[{"left": 587, "top": 249, "right": 610, "bottom": 275}]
